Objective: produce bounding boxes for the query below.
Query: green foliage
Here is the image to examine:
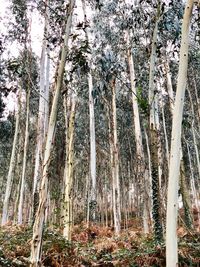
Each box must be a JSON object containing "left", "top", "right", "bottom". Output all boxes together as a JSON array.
[
  {"left": 9, "top": 0, "right": 29, "bottom": 43},
  {"left": 68, "top": 40, "right": 91, "bottom": 75},
  {"left": 0, "top": 120, "right": 13, "bottom": 140},
  {"left": 136, "top": 86, "right": 149, "bottom": 115}
]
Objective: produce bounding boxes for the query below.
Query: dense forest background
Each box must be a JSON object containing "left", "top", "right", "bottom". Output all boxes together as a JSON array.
[{"left": 0, "top": 0, "right": 199, "bottom": 266}]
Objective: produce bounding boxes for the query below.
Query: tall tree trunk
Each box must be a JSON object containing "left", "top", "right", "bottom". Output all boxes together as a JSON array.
[
  {"left": 17, "top": 87, "right": 30, "bottom": 224},
  {"left": 1, "top": 86, "right": 21, "bottom": 225},
  {"left": 166, "top": 1, "right": 194, "bottom": 266},
  {"left": 88, "top": 72, "right": 97, "bottom": 221},
  {"left": 63, "top": 94, "right": 76, "bottom": 240},
  {"left": 127, "top": 33, "right": 149, "bottom": 233},
  {"left": 148, "top": 5, "right": 163, "bottom": 242},
  {"left": 110, "top": 78, "right": 121, "bottom": 235},
  {"left": 30, "top": 1, "right": 75, "bottom": 265},
  {"left": 82, "top": 0, "right": 97, "bottom": 221},
  {"left": 44, "top": 41, "right": 50, "bottom": 136},
  {"left": 32, "top": 1, "right": 50, "bottom": 222},
  {"left": 165, "top": 50, "right": 194, "bottom": 229}
]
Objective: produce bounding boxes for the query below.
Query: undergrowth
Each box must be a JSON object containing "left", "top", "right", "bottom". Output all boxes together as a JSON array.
[{"left": 0, "top": 224, "right": 199, "bottom": 266}]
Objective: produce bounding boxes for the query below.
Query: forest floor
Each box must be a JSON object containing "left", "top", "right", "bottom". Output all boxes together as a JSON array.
[{"left": 0, "top": 221, "right": 200, "bottom": 267}]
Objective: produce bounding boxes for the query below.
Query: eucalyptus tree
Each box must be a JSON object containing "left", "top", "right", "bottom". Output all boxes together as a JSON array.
[
  {"left": 1, "top": 0, "right": 30, "bottom": 225},
  {"left": 32, "top": 0, "right": 50, "bottom": 223},
  {"left": 127, "top": 35, "right": 150, "bottom": 233},
  {"left": 187, "top": 45, "right": 200, "bottom": 215},
  {"left": 17, "top": 50, "right": 32, "bottom": 225},
  {"left": 30, "top": 1, "right": 75, "bottom": 265},
  {"left": 63, "top": 91, "right": 76, "bottom": 240},
  {"left": 147, "top": 2, "right": 164, "bottom": 242},
  {"left": 109, "top": 76, "right": 121, "bottom": 234},
  {"left": 0, "top": 116, "right": 13, "bottom": 200},
  {"left": 1, "top": 86, "right": 21, "bottom": 225},
  {"left": 166, "top": 1, "right": 194, "bottom": 266},
  {"left": 88, "top": 0, "right": 151, "bottom": 231},
  {"left": 82, "top": 0, "right": 97, "bottom": 222},
  {"left": 90, "top": 0, "right": 134, "bottom": 233}
]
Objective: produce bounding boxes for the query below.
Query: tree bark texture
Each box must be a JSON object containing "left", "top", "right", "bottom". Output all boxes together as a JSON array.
[
  {"left": 30, "top": 1, "right": 75, "bottom": 265},
  {"left": 166, "top": 1, "right": 194, "bottom": 266}
]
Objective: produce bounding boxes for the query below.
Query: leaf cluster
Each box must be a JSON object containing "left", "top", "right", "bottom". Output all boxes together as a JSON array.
[{"left": 136, "top": 86, "right": 149, "bottom": 116}]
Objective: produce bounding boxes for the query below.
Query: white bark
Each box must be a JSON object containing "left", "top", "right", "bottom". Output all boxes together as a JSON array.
[
  {"left": 18, "top": 87, "right": 30, "bottom": 224},
  {"left": 149, "top": 17, "right": 159, "bottom": 130},
  {"left": 88, "top": 73, "right": 96, "bottom": 205},
  {"left": 1, "top": 87, "right": 21, "bottom": 225},
  {"left": 111, "top": 79, "right": 121, "bottom": 235},
  {"left": 164, "top": 60, "right": 174, "bottom": 113},
  {"left": 44, "top": 44, "right": 50, "bottom": 136},
  {"left": 82, "top": 0, "right": 97, "bottom": 218},
  {"left": 63, "top": 94, "right": 76, "bottom": 240},
  {"left": 30, "top": 1, "right": 75, "bottom": 265},
  {"left": 32, "top": 2, "right": 50, "bottom": 207},
  {"left": 161, "top": 103, "right": 169, "bottom": 168},
  {"left": 166, "top": 1, "right": 194, "bottom": 266},
  {"left": 154, "top": 93, "right": 163, "bottom": 188},
  {"left": 127, "top": 32, "right": 149, "bottom": 233}
]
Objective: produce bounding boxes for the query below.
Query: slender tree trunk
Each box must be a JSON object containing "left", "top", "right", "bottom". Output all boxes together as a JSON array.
[
  {"left": 161, "top": 103, "right": 169, "bottom": 167},
  {"left": 30, "top": 2, "right": 75, "bottom": 265},
  {"left": 166, "top": 1, "right": 194, "bottom": 266},
  {"left": 63, "top": 94, "right": 76, "bottom": 240},
  {"left": 44, "top": 40, "right": 50, "bottom": 136},
  {"left": 187, "top": 88, "right": 200, "bottom": 179},
  {"left": 85, "top": 173, "right": 90, "bottom": 228},
  {"left": 88, "top": 72, "right": 97, "bottom": 220},
  {"left": 82, "top": 0, "right": 97, "bottom": 221},
  {"left": 32, "top": 1, "right": 50, "bottom": 222},
  {"left": 127, "top": 33, "right": 149, "bottom": 233},
  {"left": 110, "top": 78, "right": 121, "bottom": 235},
  {"left": 164, "top": 59, "right": 174, "bottom": 112},
  {"left": 1, "top": 86, "right": 21, "bottom": 225},
  {"left": 179, "top": 159, "right": 193, "bottom": 229},
  {"left": 18, "top": 87, "right": 30, "bottom": 224},
  {"left": 148, "top": 6, "right": 163, "bottom": 242}
]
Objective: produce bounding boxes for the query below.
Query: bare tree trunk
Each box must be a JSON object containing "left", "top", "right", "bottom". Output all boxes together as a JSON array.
[
  {"left": 44, "top": 42, "right": 50, "bottom": 136},
  {"left": 110, "top": 78, "right": 121, "bottom": 235},
  {"left": 1, "top": 86, "right": 21, "bottom": 225},
  {"left": 187, "top": 88, "right": 200, "bottom": 179},
  {"left": 127, "top": 32, "right": 149, "bottom": 233},
  {"left": 63, "top": 93, "right": 76, "bottom": 240},
  {"left": 88, "top": 72, "right": 97, "bottom": 220},
  {"left": 30, "top": 2, "right": 75, "bottom": 265},
  {"left": 32, "top": 1, "right": 50, "bottom": 222},
  {"left": 148, "top": 6, "right": 163, "bottom": 242},
  {"left": 18, "top": 87, "right": 30, "bottom": 224},
  {"left": 166, "top": 1, "right": 194, "bottom": 266},
  {"left": 82, "top": 0, "right": 97, "bottom": 221},
  {"left": 164, "top": 59, "right": 174, "bottom": 112}
]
